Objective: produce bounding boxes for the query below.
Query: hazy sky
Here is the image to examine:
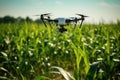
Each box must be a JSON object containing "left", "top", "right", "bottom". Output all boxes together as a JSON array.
[{"left": 0, "top": 0, "right": 120, "bottom": 23}]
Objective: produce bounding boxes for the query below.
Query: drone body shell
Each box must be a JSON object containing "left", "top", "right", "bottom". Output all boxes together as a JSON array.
[{"left": 55, "top": 18, "right": 66, "bottom": 25}]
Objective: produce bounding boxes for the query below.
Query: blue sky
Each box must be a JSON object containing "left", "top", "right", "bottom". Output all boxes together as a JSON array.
[{"left": 0, "top": 0, "right": 120, "bottom": 23}]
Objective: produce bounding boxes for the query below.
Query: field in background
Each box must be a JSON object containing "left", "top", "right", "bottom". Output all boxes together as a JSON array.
[{"left": 0, "top": 21, "right": 120, "bottom": 80}]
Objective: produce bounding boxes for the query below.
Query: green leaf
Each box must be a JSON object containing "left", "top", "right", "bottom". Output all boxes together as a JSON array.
[
  {"left": 86, "top": 61, "right": 101, "bottom": 80},
  {"left": 34, "top": 76, "right": 51, "bottom": 80},
  {"left": 51, "top": 66, "right": 75, "bottom": 80}
]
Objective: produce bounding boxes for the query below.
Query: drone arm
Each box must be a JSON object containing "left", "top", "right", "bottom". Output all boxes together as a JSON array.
[
  {"left": 43, "top": 18, "right": 54, "bottom": 28},
  {"left": 77, "top": 18, "right": 82, "bottom": 21},
  {"left": 66, "top": 19, "right": 71, "bottom": 24},
  {"left": 66, "top": 18, "right": 82, "bottom": 23}
]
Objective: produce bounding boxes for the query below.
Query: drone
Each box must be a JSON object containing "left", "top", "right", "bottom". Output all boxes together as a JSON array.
[{"left": 35, "top": 13, "right": 88, "bottom": 32}]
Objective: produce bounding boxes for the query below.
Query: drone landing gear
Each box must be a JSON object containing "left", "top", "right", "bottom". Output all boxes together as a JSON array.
[{"left": 59, "top": 25, "right": 67, "bottom": 33}]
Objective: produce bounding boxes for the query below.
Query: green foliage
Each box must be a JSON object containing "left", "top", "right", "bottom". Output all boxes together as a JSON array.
[
  {"left": 86, "top": 61, "right": 101, "bottom": 80},
  {"left": 0, "top": 22, "right": 120, "bottom": 80}
]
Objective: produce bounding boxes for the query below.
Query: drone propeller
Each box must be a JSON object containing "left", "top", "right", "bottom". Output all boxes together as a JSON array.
[
  {"left": 34, "top": 13, "right": 51, "bottom": 28},
  {"left": 76, "top": 14, "right": 88, "bottom": 17},
  {"left": 42, "top": 13, "right": 51, "bottom": 16},
  {"left": 34, "top": 13, "right": 51, "bottom": 16},
  {"left": 34, "top": 15, "right": 41, "bottom": 16},
  {"left": 76, "top": 14, "right": 88, "bottom": 28}
]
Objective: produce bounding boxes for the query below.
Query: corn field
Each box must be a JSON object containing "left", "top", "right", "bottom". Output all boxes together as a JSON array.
[{"left": 0, "top": 21, "right": 120, "bottom": 80}]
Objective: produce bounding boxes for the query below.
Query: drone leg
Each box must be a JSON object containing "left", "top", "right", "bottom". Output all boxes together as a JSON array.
[
  {"left": 42, "top": 20, "right": 47, "bottom": 27},
  {"left": 48, "top": 22, "right": 52, "bottom": 28},
  {"left": 79, "top": 20, "right": 84, "bottom": 28},
  {"left": 74, "top": 23, "right": 77, "bottom": 30}
]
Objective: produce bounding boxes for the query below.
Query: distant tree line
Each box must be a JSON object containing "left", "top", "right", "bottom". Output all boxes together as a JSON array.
[{"left": 0, "top": 15, "right": 42, "bottom": 24}]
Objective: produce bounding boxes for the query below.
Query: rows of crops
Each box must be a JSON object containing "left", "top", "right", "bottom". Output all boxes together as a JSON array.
[{"left": 0, "top": 22, "right": 120, "bottom": 80}]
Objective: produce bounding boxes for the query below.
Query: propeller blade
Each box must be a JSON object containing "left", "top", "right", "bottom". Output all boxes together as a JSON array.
[
  {"left": 76, "top": 14, "right": 88, "bottom": 17},
  {"left": 42, "top": 13, "right": 51, "bottom": 16},
  {"left": 34, "top": 13, "right": 51, "bottom": 16},
  {"left": 34, "top": 15, "right": 41, "bottom": 16}
]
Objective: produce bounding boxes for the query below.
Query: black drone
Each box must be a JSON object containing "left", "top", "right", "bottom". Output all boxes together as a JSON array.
[{"left": 35, "top": 13, "right": 88, "bottom": 32}]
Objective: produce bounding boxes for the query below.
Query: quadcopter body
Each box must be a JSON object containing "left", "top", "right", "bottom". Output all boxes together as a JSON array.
[{"left": 35, "top": 13, "right": 88, "bottom": 32}]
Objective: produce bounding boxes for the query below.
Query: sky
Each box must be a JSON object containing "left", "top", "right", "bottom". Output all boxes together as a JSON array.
[{"left": 0, "top": 0, "right": 120, "bottom": 23}]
